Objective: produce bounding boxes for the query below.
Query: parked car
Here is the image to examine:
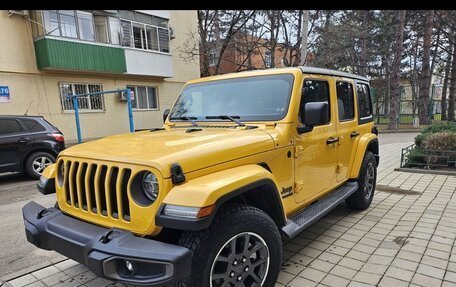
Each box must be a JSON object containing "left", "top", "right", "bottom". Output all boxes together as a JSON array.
[
  {"left": 23, "top": 67, "right": 378, "bottom": 287},
  {"left": 0, "top": 115, "right": 65, "bottom": 179}
]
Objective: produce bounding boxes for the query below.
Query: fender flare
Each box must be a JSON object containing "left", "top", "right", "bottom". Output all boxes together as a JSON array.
[
  {"left": 155, "top": 165, "right": 287, "bottom": 231},
  {"left": 349, "top": 135, "right": 379, "bottom": 179}
]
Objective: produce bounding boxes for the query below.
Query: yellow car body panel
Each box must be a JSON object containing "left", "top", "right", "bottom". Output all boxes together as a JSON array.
[
  {"left": 163, "top": 165, "right": 280, "bottom": 208},
  {"left": 349, "top": 132, "right": 377, "bottom": 179},
  {"left": 41, "top": 163, "right": 56, "bottom": 179}
]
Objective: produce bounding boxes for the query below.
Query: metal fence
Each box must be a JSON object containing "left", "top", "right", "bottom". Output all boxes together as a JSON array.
[
  {"left": 371, "top": 84, "right": 454, "bottom": 125},
  {"left": 400, "top": 144, "right": 456, "bottom": 169}
]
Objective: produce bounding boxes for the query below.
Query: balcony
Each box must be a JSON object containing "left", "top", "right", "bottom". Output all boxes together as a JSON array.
[
  {"left": 124, "top": 48, "right": 173, "bottom": 77},
  {"left": 34, "top": 38, "right": 127, "bottom": 74}
]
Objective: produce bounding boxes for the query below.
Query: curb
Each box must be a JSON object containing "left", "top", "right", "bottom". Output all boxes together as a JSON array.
[
  {"left": 0, "top": 258, "right": 67, "bottom": 283},
  {"left": 378, "top": 130, "right": 421, "bottom": 134},
  {"left": 394, "top": 167, "right": 456, "bottom": 176}
]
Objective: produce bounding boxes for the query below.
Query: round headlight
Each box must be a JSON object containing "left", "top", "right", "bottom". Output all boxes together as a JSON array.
[
  {"left": 141, "top": 172, "right": 159, "bottom": 202},
  {"left": 57, "top": 161, "right": 64, "bottom": 187}
]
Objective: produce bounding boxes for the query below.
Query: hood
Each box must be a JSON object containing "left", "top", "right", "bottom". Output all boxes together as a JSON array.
[{"left": 60, "top": 127, "right": 275, "bottom": 178}]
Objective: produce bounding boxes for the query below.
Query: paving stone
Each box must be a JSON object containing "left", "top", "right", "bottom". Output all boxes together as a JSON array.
[
  {"left": 317, "top": 252, "right": 343, "bottom": 265},
  {"left": 385, "top": 266, "right": 414, "bottom": 281},
  {"left": 360, "top": 263, "right": 388, "bottom": 275},
  {"left": 445, "top": 271, "right": 456, "bottom": 283},
  {"left": 321, "top": 274, "right": 350, "bottom": 287},
  {"left": 378, "top": 276, "right": 409, "bottom": 287},
  {"left": 420, "top": 255, "right": 449, "bottom": 269},
  {"left": 391, "top": 257, "right": 419, "bottom": 272},
  {"left": 84, "top": 277, "right": 114, "bottom": 287},
  {"left": 308, "top": 259, "right": 335, "bottom": 273},
  {"left": 366, "top": 255, "right": 394, "bottom": 266},
  {"left": 41, "top": 272, "right": 71, "bottom": 286},
  {"left": 352, "top": 271, "right": 382, "bottom": 285},
  {"left": 276, "top": 270, "right": 294, "bottom": 285},
  {"left": 7, "top": 275, "right": 37, "bottom": 287},
  {"left": 345, "top": 250, "right": 370, "bottom": 262},
  {"left": 298, "top": 267, "right": 327, "bottom": 283},
  {"left": 417, "top": 264, "right": 446, "bottom": 279},
  {"left": 338, "top": 257, "right": 364, "bottom": 271},
  {"left": 287, "top": 276, "right": 318, "bottom": 287},
  {"left": 329, "top": 265, "right": 357, "bottom": 280},
  {"left": 31, "top": 265, "right": 61, "bottom": 280},
  {"left": 443, "top": 281, "right": 456, "bottom": 287},
  {"left": 411, "top": 273, "right": 442, "bottom": 287}
]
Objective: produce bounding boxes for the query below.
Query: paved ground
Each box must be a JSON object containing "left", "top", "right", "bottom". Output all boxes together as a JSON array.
[{"left": 4, "top": 132, "right": 455, "bottom": 287}]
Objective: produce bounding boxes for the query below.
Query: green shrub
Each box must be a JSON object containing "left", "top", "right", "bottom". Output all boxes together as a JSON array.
[
  {"left": 414, "top": 134, "right": 428, "bottom": 148},
  {"left": 405, "top": 148, "right": 426, "bottom": 167},
  {"left": 423, "top": 132, "right": 456, "bottom": 151},
  {"left": 421, "top": 122, "right": 456, "bottom": 134}
]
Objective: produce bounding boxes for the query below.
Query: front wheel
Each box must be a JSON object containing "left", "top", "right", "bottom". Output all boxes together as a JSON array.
[
  {"left": 346, "top": 151, "right": 377, "bottom": 210},
  {"left": 177, "top": 203, "right": 282, "bottom": 287}
]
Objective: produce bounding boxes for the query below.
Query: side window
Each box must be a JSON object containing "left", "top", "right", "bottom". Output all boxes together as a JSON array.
[
  {"left": 0, "top": 119, "right": 24, "bottom": 135},
  {"left": 300, "top": 80, "right": 330, "bottom": 125},
  {"left": 336, "top": 82, "right": 355, "bottom": 121},
  {"left": 21, "top": 118, "right": 47, "bottom": 132},
  {"left": 357, "top": 83, "right": 373, "bottom": 118}
]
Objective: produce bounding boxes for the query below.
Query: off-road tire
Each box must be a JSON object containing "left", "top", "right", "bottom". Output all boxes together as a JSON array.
[
  {"left": 345, "top": 151, "right": 377, "bottom": 210},
  {"left": 176, "top": 203, "right": 282, "bottom": 287},
  {"left": 25, "top": 152, "right": 55, "bottom": 179}
]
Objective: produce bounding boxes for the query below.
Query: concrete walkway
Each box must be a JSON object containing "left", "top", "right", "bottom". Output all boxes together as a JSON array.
[{"left": 3, "top": 139, "right": 456, "bottom": 287}]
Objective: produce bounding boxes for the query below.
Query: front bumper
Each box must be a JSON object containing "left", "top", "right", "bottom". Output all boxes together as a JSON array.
[{"left": 22, "top": 201, "right": 192, "bottom": 286}]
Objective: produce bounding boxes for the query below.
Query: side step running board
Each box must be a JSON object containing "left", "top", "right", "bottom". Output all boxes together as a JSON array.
[{"left": 282, "top": 181, "right": 358, "bottom": 239}]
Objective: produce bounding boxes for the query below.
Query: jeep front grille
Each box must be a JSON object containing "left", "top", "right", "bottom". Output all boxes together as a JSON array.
[{"left": 62, "top": 160, "right": 131, "bottom": 222}]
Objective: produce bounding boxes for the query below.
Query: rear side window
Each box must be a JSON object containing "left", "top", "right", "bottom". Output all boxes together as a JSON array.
[
  {"left": 357, "top": 83, "right": 373, "bottom": 118},
  {"left": 336, "top": 82, "right": 355, "bottom": 121},
  {"left": 21, "top": 118, "right": 47, "bottom": 132},
  {"left": 300, "top": 80, "right": 330, "bottom": 125},
  {"left": 0, "top": 119, "right": 24, "bottom": 135}
]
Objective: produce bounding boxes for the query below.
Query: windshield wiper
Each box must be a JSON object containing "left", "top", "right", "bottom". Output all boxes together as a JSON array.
[
  {"left": 169, "top": 116, "right": 198, "bottom": 126},
  {"left": 205, "top": 115, "right": 245, "bottom": 126}
]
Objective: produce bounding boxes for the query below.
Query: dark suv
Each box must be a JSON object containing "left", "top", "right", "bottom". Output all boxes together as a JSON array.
[{"left": 0, "top": 115, "right": 65, "bottom": 179}]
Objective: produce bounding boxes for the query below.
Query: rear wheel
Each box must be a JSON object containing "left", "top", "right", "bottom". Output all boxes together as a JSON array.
[
  {"left": 177, "top": 203, "right": 282, "bottom": 287},
  {"left": 346, "top": 151, "right": 376, "bottom": 210},
  {"left": 25, "top": 152, "right": 55, "bottom": 179}
]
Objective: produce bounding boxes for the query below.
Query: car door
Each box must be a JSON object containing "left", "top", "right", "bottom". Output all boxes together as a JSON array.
[
  {"left": 294, "top": 76, "right": 339, "bottom": 204},
  {"left": 0, "top": 118, "right": 32, "bottom": 172},
  {"left": 334, "top": 79, "right": 358, "bottom": 182}
]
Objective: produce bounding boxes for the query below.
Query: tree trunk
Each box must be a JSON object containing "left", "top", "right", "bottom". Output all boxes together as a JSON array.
[
  {"left": 359, "top": 10, "right": 369, "bottom": 77},
  {"left": 299, "top": 10, "right": 309, "bottom": 66},
  {"left": 442, "top": 41, "right": 454, "bottom": 121},
  {"left": 449, "top": 33, "right": 456, "bottom": 121},
  {"left": 418, "top": 10, "right": 434, "bottom": 125},
  {"left": 388, "top": 10, "right": 406, "bottom": 130},
  {"left": 198, "top": 10, "right": 210, "bottom": 77}
]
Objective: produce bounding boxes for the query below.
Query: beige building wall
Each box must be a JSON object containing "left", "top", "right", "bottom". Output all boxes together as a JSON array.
[{"left": 0, "top": 10, "right": 200, "bottom": 144}]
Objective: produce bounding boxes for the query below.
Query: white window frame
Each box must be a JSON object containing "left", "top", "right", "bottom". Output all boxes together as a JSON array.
[
  {"left": 121, "top": 19, "right": 170, "bottom": 54},
  {"left": 127, "top": 85, "right": 160, "bottom": 111},
  {"left": 59, "top": 82, "right": 105, "bottom": 113}
]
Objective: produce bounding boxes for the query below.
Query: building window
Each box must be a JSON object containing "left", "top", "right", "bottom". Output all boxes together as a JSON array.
[
  {"left": 209, "top": 50, "right": 217, "bottom": 67},
  {"left": 265, "top": 51, "right": 272, "bottom": 68},
  {"left": 120, "top": 19, "right": 170, "bottom": 53},
  {"left": 127, "top": 86, "right": 159, "bottom": 110},
  {"left": 77, "top": 11, "right": 95, "bottom": 41},
  {"left": 94, "top": 15, "right": 109, "bottom": 43},
  {"left": 59, "top": 10, "right": 78, "bottom": 38},
  {"left": 59, "top": 83, "right": 104, "bottom": 112}
]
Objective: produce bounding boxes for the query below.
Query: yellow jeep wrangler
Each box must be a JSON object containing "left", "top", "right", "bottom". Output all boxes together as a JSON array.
[{"left": 23, "top": 67, "right": 379, "bottom": 287}]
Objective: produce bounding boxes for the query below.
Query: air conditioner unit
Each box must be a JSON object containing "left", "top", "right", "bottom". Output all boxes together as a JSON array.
[
  {"left": 8, "top": 10, "right": 29, "bottom": 17},
  {"left": 169, "top": 26, "right": 176, "bottom": 39},
  {"left": 119, "top": 90, "right": 135, "bottom": 102}
]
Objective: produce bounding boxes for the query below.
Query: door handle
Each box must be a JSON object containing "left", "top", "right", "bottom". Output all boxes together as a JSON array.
[
  {"left": 326, "top": 137, "right": 339, "bottom": 145},
  {"left": 350, "top": 131, "right": 360, "bottom": 138},
  {"left": 18, "top": 137, "right": 30, "bottom": 143}
]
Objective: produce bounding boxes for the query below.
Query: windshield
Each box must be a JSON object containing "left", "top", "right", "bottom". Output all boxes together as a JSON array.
[{"left": 169, "top": 74, "right": 294, "bottom": 122}]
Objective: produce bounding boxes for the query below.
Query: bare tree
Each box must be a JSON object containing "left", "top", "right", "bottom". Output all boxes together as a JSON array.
[
  {"left": 299, "top": 10, "right": 309, "bottom": 65},
  {"left": 418, "top": 10, "right": 434, "bottom": 125},
  {"left": 389, "top": 10, "right": 407, "bottom": 130},
  {"left": 442, "top": 40, "right": 453, "bottom": 120}
]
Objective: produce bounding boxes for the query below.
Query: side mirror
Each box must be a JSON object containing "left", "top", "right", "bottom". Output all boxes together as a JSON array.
[
  {"left": 163, "top": 109, "right": 170, "bottom": 123},
  {"left": 297, "top": 102, "right": 329, "bottom": 134}
]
